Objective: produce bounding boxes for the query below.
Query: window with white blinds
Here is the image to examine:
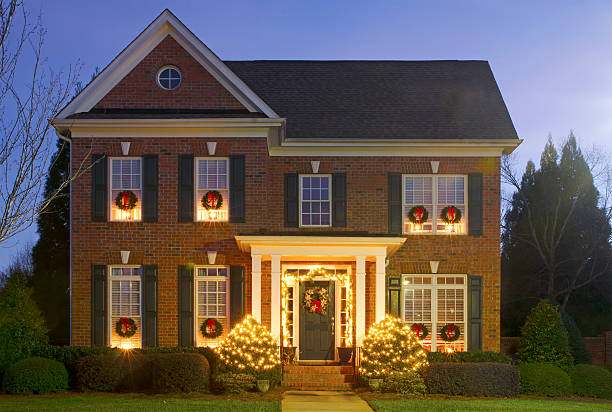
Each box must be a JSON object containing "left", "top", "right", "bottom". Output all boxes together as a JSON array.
[
  {"left": 109, "top": 266, "right": 142, "bottom": 348},
  {"left": 402, "top": 275, "right": 466, "bottom": 352},
  {"left": 195, "top": 158, "right": 229, "bottom": 222},
  {"left": 195, "top": 266, "right": 229, "bottom": 347},
  {"left": 110, "top": 158, "right": 142, "bottom": 221}
]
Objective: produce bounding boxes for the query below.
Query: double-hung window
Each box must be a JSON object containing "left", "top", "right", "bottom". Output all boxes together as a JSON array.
[
  {"left": 110, "top": 158, "right": 142, "bottom": 221},
  {"left": 300, "top": 175, "right": 331, "bottom": 227},
  {"left": 403, "top": 175, "right": 466, "bottom": 234},
  {"left": 196, "top": 158, "right": 229, "bottom": 222},
  {"left": 109, "top": 266, "right": 142, "bottom": 349},
  {"left": 402, "top": 274, "right": 466, "bottom": 352},
  {"left": 195, "top": 266, "right": 229, "bottom": 347}
]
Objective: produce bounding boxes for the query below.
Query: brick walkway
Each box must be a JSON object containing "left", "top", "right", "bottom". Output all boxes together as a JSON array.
[{"left": 282, "top": 390, "right": 373, "bottom": 412}]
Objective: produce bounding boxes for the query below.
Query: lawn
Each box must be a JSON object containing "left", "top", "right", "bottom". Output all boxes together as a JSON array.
[
  {"left": 369, "top": 399, "right": 612, "bottom": 412},
  {"left": 0, "top": 397, "right": 281, "bottom": 412}
]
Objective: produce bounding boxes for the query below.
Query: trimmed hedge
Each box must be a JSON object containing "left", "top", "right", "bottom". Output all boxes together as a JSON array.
[
  {"left": 569, "top": 364, "right": 612, "bottom": 399},
  {"left": 2, "top": 357, "right": 68, "bottom": 394},
  {"left": 216, "top": 372, "right": 256, "bottom": 393},
  {"left": 424, "top": 362, "right": 519, "bottom": 397},
  {"left": 518, "top": 363, "right": 572, "bottom": 396},
  {"left": 151, "top": 353, "right": 209, "bottom": 393},
  {"left": 426, "top": 351, "right": 511, "bottom": 364},
  {"left": 381, "top": 372, "right": 426, "bottom": 395}
]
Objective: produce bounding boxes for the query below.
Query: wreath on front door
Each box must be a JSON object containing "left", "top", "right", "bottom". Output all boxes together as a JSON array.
[
  {"left": 440, "top": 206, "right": 462, "bottom": 224},
  {"left": 202, "top": 190, "right": 223, "bottom": 210},
  {"left": 200, "top": 318, "right": 224, "bottom": 339},
  {"left": 303, "top": 287, "right": 329, "bottom": 315},
  {"left": 407, "top": 206, "right": 429, "bottom": 225},
  {"left": 440, "top": 323, "right": 461, "bottom": 342},
  {"left": 115, "top": 191, "right": 138, "bottom": 211},
  {"left": 411, "top": 323, "right": 429, "bottom": 340},
  {"left": 115, "top": 317, "right": 137, "bottom": 338}
]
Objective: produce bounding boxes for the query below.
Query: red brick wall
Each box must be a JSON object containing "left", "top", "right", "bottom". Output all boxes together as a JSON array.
[
  {"left": 70, "top": 134, "right": 501, "bottom": 351},
  {"left": 95, "top": 35, "right": 245, "bottom": 110}
]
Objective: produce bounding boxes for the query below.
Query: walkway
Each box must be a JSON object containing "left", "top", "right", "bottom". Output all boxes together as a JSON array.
[{"left": 282, "top": 390, "right": 373, "bottom": 412}]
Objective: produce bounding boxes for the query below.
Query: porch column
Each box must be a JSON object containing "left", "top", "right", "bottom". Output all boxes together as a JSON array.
[
  {"left": 375, "top": 254, "right": 386, "bottom": 322},
  {"left": 251, "top": 254, "right": 262, "bottom": 322},
  {"left": 356, "top": 255, "right": 366, "bottom": 346},
  {"left": 271, "top": 254, "right": 281, "bottom": 344}
]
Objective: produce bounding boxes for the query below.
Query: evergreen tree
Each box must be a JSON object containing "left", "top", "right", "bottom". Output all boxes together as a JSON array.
[{"left": 31, "top": 139, "right": 70, "bottom": 345}]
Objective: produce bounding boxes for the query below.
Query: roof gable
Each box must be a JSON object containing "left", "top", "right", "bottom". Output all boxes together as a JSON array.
[{"left": 56, "top": 9, "right": 278, "bottom": 119}]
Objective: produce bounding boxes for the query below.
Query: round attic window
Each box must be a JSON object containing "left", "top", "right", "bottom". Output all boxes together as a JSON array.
[{"left": 157, "top": 66, "right": 181, "bottom": 90}]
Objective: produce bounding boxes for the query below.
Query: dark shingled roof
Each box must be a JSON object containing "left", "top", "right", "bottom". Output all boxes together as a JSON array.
[{"left": 224, "top": 60, "right": 518, "bottom": 140}]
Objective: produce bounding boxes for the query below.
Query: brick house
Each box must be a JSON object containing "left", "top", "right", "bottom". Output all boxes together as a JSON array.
[{"left": 52, "top": 10, "right": 520, "bottom": 362}]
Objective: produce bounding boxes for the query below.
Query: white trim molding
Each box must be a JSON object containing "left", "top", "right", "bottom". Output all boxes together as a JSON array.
[
  {"left": 270, "top": 255, "right": 281, "bottom": 344},
  {"left": 356, "top": 255, "right": 366, "bottom": 346},
  {"left": 251, "top": 254, "right": 262, "bottom": 322},
  {"left": 375, "top": 255, "right": 386, "bottom": 323}
]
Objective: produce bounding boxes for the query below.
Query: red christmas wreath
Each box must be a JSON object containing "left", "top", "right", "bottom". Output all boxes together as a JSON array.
[
  {"left": 115, "top": 191, "right": 138, "bottom": 211},
  {"left": 440, "top": 323, "right": 461, "bottom": 342},
  {"left": 410, "top": 323, "right": 429, "bottom": 340},
  {"left": 202, "top": 190, "right": 223, "bottom": 210},
  {"left": 200, "top": 318, "right": 224, "bottom": 339},
  {"left": 440, "top": 206, "right": 462, "bottom": 224},
  {"left": 115, "top": 317, "right": 137, "bottom": 338},
  {"left": 407, "top": 206, "right": 429, "bottom": 225}
]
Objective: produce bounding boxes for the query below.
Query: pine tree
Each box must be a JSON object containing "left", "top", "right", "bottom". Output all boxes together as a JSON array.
[{"left": 31, "top": 139, "right": 70, "bottom": 345}]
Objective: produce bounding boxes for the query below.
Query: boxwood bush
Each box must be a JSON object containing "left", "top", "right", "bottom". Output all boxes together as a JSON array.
[
  {"left": 518, "top": 363, "right": 572, "bottom": 396},
  {"left": 569, "top": 364, "right": 612, "bottom": 399},
  {"left": 426, "top": 351, "right": 511, "bottom": 364},
  {"left": 216, "top": 372, "right": 256, "bottom": 393},
  {"left": 151, "top": 353, "right": 209, "bottom": 393},
  {"left": 74, "top": 352, "right": 151, "bottom": 392},
  {"left": 2, "top": 357, "right": 68, "bottom": 394},
  {"left": 380, "top": 372, "right": 426, "bottom": 395},
  {"left": 424, "top": 362, "right": 519, "bottom": 397}
]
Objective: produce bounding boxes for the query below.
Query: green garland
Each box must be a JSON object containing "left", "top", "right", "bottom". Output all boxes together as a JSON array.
[
  {"left": 440, "top": 206, "right": 462, "bottom": 224},
  {"left": 115, "top": 317, "right": 137, "bottom": 338},
  {"left": 407, "top": 206, "right": 429, "bottom": 225},
  {"left": 440, "top": 323, "right": 461, "bottom": 342},
  {"left": 202, "top": 190, "right": 223, "bottom": 210},
  {"left": 201, "top": 318, "right": 224, "bottom": 339},
  {"left": 410, "top": 323, "right": 429, "bottom": 340},
  {"left": 115, "top": 191, "right": 138, "bottom": 211}
]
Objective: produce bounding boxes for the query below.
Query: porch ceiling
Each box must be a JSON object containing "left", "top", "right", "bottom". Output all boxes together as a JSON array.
[{"left": 234, "top": 235, "right": 406, "bottom": 261}]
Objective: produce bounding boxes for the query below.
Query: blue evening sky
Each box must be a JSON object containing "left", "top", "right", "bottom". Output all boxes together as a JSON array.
[{"left": 2, "top": 0, "right": 611, "bottom": 266}]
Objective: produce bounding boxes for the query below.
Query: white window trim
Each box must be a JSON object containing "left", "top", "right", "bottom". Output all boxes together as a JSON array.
[
  {"left": 400, "top": 274, "right": 468, "bottom": 352},
  {"left": 108, "top": 265, "right": 143, "bottom": 348},
  {"left": 402, "top": 174, "right": 468, "bottom": 235},
  {"left": 156, "top": 65, "right": 182, "bottom": 90},
  {"left": 194, "top": 157, "right": 230, "bottom": 222},
  {"left": 193, "top": 265, "right": 230, "bottom": 347},
  {"left": 108, "top": 156, "right": 143, "bottom": 222},
  {"left": 299, "top": 174, "right": 332, "bottom": 228}
]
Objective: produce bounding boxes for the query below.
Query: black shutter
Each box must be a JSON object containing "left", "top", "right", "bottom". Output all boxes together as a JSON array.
[
  {"left": 284, "top": 173, "right": 299, "bottom": 227},
  {"left": 387, "top": 275, "right": 401, "bottom": 317},
  {"left": 91, "top": 154, "right": 107, "bottom": 222},
  {"left": 468, "top": 173, "right": 483, "bottom": 236},
  {"left": 143, "top": 155, "right": 158, "bottom": 222},
  {"left": 91, "top": 265, "right": 107, "bottom": 346},
  {"left": 142, "top": 265, "right": 158, "bottom": 347},
  {"left": 229, "top": 265, "right": 245, "bottom": 329},
  {"left": 229, "top": 155, "right": 245, "bottom": 223},
  {"left": 468, "top": 275, "right": 482, "bottom": 351},
  {"left": 178, "top": 266, "right": 194, "bottom": 346},
  {"left": 178, "top": 155, "right": 194, "bottom": 222},
  {"left": 388, "top": 173, "right": 402, "bottom": 234},
  {"left": 332, "top": 173, "right": 347, "bottom": 227}
]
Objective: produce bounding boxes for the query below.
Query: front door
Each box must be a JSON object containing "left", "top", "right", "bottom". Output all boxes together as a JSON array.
[{"left": 299, "top": 281, "right": 335, "bottom": 360}]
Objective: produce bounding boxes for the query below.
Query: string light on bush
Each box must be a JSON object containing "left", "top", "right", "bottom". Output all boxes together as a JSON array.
[{"left": 359, "top": 315, "right": 428, "bottom": 378}]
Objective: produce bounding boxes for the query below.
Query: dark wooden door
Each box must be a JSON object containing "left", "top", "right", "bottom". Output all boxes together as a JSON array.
[{"left": 299, "top": 281, "right": 335, "bottom": 360}]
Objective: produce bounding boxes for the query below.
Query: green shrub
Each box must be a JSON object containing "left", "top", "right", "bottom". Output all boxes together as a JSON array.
[
  {"left": 604, "top": 365, "right": 612, "bottom": 374},
  {"left": 74, "top": 352, "right": 150, "bottom": 392},
  {"left": 381, "top": 372, "right": 426, "bottom": 395},
  {"left": 560, "top": 308, "right": 592, "bottom": 365},
  {"left": 424, "top": 362, "right": 519, "bottom": 397},
  {"left": 216, "top": 372, "right": 256, "bottom": 393},
  {"left": 33, "top": 345, "right": 116, "bottom": 386},
  {"left": 0, "top": 273, "right": 48, "bottom": 377},
  {"left": 426, "top": 351, "right": 512, "bottom": 364},
  {"left": 569, "top": 364, "right": 612, "bottom": 399},
  {"left": 151, "top": 353, "right": 209, "bottom": 393},
  {"left": 517, "top": 300, "right": 573, "bottom": 369},
  {"left": 518, "top": 363, "right": 572, "bottom": 396},
  {"left": 2, "top": 357, "right": 68, "bottom": 394}
]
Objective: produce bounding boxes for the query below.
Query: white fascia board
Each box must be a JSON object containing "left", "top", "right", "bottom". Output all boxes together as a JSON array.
[{"left": 56, "top": 10, "right": 278, "bottom": 119}]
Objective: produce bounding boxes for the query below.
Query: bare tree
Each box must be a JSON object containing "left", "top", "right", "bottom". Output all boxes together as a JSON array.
[{"left": 0, "top": 0, "right": 82, "bottom": 244}]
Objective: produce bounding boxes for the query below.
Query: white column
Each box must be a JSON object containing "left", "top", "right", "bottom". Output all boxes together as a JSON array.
[
  {"left": 251, "top": 254, "right": 262, "bottom": 322},
  {"left": 271, "top": 254, "right": 281, "bottom": 344},
  {"left": 375, "top": 255, "right": 386, "bottom": 323},
  {"left": 356, "top": 255, "right": 366, "bottom": 346}
]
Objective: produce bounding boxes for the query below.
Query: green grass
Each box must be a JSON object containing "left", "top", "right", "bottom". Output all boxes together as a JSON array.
[
  {"left": 369, "top": 399, "right": 612, "bottom": 412},
  {"left": 0, "top": 397, "right": 280, "bottom": 412}
]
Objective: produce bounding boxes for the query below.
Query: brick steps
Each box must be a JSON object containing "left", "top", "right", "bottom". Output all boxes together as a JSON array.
[{"left": 282, "top": 364, "right": 357, "bottom": 390}]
